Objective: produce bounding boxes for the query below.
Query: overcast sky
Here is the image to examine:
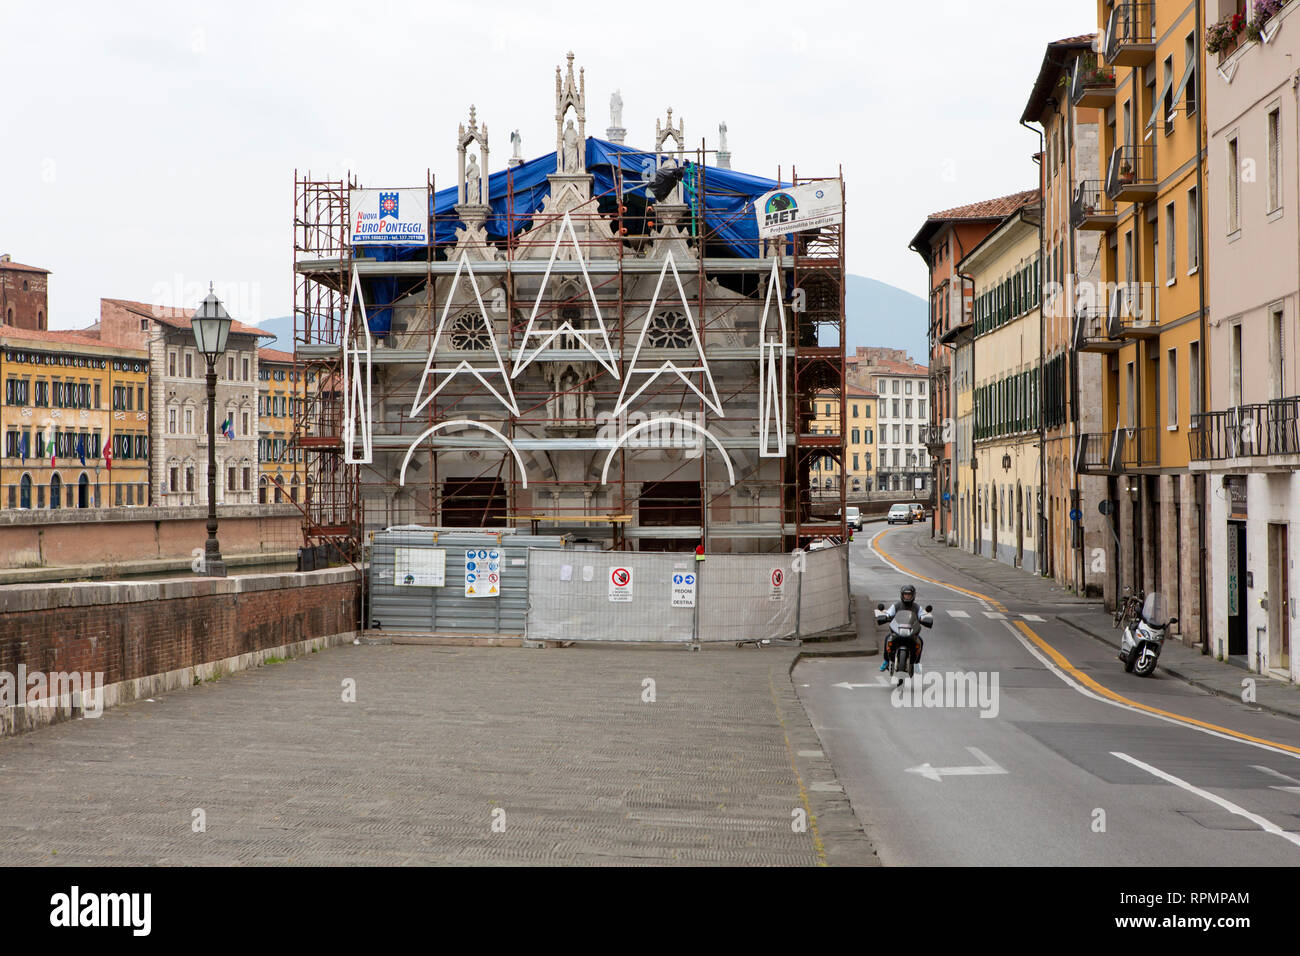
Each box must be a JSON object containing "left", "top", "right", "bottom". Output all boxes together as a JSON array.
[{"left": 2, "top": 0, "right": 1090, "bottom": 330}]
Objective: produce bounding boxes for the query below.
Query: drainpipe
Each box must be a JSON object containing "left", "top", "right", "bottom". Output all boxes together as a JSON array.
[
  {"left": 1194, "top": 1, "right": 1209, "bottom": 652},
  {"left": 1023, "top": 117, "right": 1047, "bottom": 575}
]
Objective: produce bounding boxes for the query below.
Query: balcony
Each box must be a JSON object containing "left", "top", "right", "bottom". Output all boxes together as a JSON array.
[
  {"left": 1070, "top": 57, "right": 1116, "bottom": 110},
  {"left": 1075, "top": 431, "right": 1121, "bottom": 475},
  {"left": 919, "top": 424, "right": 946, "bottom": 452},
  {"left": 1190, "top": 399, "right": 1300, "bottom": 462},
  {"left": 1116, "top": 425, "right": 1160, "bottom": 470},
  {"left": 1106, "top": 144, "right": 1157, "bottom": 204},
  {"left": 1070, "top": 180, "right": 1117, "bottom": 231},
  {"left": 1072, "top": 310, "right": 1124, "bottom": 354},
  {"left": 1109, "top": 284, "right": 1158, "bottom": 339},
  {"left": 1104, "top": 1, "right": 1155, "bottom": 67}
]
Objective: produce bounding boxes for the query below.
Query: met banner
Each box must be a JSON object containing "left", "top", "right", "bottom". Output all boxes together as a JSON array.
[
  {"left": 754, "top": 181, "right": 843, "bottom": 238},
  {"left": 350, "top": 188, "right": 430, "bottom": 246}
]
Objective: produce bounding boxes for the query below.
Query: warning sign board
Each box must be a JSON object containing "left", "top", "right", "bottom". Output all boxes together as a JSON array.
[
  {"left": 609, "top": 566, "right": 633, "bottom": 602},
  {"left": 465, "top": 548, "right": 502, "bottom": 597},
  {"left": 671, "top": 572, "right": 696, "bottom": 608},
  {"left": 770, "top": 567, "right": 785, "bottom": 602}
]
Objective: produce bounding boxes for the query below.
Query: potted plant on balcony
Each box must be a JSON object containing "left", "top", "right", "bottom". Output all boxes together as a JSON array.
[
  {"left": 1246, "top": 0, "right": 1287, "bottom": 43},
  {"left": 1118, "top": 160, "right": 1134, "bottom": 184},
  {"left": 1207, "top": 11, "right": 1247, "bottom": 55}
]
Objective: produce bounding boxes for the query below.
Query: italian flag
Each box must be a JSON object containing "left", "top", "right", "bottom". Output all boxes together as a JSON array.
[{"left": 45, "top": 427, "right": 55, "bottom": 469}]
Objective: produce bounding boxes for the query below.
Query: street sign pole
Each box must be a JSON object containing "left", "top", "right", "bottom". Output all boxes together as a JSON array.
[{"left": 690, "top": 562, "right": 701, "bottom": 651}]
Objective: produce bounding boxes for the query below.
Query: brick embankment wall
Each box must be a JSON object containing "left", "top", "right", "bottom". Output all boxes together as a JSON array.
[{"left": 0, "top": 567, "right": 360, "bottom": 737}]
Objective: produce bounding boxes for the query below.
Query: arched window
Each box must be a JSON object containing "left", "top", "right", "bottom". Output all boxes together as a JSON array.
[
  {"left": 77, "top": 473, "right": 89, "bottom": 509},
  {"left": 258, "top": 475, "right": 268, "bottom": 505},
  {"left": 450, "top": 311, "right": 491, "bottom": 351},
  {"left": 50, "top": 473, "right": 62, "bottom": 510},
  {"left": 19, "top": 473, "right": 32, "bottom": 509},
  {"left": 290, "top": 474, "right": 300, "bottom": 503},
  {"left": 274, "top": 474, "right": 283, "bottom": 503}
]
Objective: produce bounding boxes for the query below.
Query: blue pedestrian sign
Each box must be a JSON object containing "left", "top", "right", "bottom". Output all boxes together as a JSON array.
[
  {"left": 1069, "top": 508, "right": 1083, "bottom": 522},
  {"left": 942, "top": 492, "right": 951, "bottom": 502}
]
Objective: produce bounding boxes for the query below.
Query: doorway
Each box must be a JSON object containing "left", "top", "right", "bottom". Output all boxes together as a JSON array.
[
  {"left": 1227, "top": 520, "right": 1248, "bottom": 657},
  {"left": 1016, "top": 483, "right": 1024, "bottom": 568},
  {"left": 1267, "top": 523, "right": 1291, "bottom": 673}
]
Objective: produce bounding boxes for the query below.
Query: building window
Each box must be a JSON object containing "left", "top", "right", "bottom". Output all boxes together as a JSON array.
[
  {"left": 227, "top": 356, "right": 235, "bottom": 380},
  {"left": 185, "top": 351, "right": 194, "bottom": 378},
  {"left": 1167, "top": 348, "right": 1179, "bottom": 429},
  {"left": 1268, "top": 106, "right": 1282, "bottom": 214},
  {"left": 228, "top": 466, "right": 237, "bottom": 491},
  {"left": 1230, "top": 324, "right": 1243, "bottom": 407},
  {"left": 1185, "top": 33, "right": 1197, "bottom": 115},
  {"left": 1165, "top": 202, "right": 1176, "bottom": 284},
  {"left": 184, "top": 406, "right": 194, "bottom": 434},
  {"left": 242, "top": 411, "right": 250, "bottom": 434},
  {"left": 242, "top": 356, "right": 250, "bottom": 381},
  {"left": 1188, "top": 187, "right": 1200, "bottom": 272},
  {"left": 169, "top": 466, "right": 178, "bottom": 494},
  {"left": 1271, "top": 304, "right": 1286, "bottom": 401},
  {"left": 186, "top": 468, "right": 195, "bottom": 493},
  {"left": 168, "top": 406, "right": 177, "bottom": 434},
  {"left": 1190, "top": 340, "right": 1202, "bottom": 418},
  {"left": 168, "top": 351, "right": 177, "bottom": 377},
  {"left": 1228, "top": 136, "right": 1241, "bottom": 233},
  {"left": 242, "top": 467, "right": 250, "bottom": 491}
]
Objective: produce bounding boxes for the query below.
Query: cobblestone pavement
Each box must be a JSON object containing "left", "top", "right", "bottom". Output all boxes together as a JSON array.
[{"left": 0, "top": 642, "right": 875, "bottom": 866}]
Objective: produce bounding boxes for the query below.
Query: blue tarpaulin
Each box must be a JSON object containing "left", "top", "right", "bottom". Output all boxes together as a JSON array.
[{"left": 354, "top": 137, "right": 789, "bottom": 335}]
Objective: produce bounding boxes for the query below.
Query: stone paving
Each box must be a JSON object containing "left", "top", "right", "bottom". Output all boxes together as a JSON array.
[{"left": 0, "top": 641, "right": 876, "bottom": 866}]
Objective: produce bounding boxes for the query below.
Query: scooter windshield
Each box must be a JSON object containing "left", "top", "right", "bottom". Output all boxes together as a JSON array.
[
  {"left": 893, "top": 608, "right": 920, "bottom": 636},
  {"left": 1141, "top": 593, "right": 1169, "bottom": 628}
]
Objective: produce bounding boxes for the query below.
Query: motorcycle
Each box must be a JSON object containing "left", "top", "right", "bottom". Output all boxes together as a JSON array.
[
  {"left": 1114, "top": 588, "right": 1177, "bottom": 677},
  {"left": 875, "top": 602, "right": 934, "bottom": 684}
]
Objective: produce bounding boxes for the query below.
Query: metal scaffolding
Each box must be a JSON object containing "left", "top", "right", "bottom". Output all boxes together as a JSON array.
[{"left": 289, "top": 146, "right": 845, "bottom": 558}]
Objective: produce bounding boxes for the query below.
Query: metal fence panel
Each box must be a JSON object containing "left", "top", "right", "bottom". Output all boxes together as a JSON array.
[
  {"left": 525, "top": 545, "right": 850, "bottom": 643},
  {"left": 525, "top": 549, "right": 696, "bottom": 643},
  {"left": 369, "top": 531, "right": 569, "bottom": 635}
]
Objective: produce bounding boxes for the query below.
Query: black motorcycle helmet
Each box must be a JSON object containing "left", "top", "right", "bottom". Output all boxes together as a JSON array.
[{"left": 900, "top": 584, "right": 916, "bottom": 604}]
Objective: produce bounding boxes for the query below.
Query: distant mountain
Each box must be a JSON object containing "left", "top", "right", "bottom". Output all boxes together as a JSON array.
[
  {"left": 844, "top": 275, "right": 928, "bottom": 364},
  {"left": 258, "top": 274, "right": 929, "bottom": 362},
  {"left": 254, "top": 315, "right": 294, "bottom": 350}
]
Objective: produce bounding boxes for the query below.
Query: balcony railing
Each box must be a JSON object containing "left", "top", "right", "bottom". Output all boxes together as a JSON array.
[
  {"left": 1075, "top": 431, "right": 1120, "bottom": 475},
  {"left": 1070, "top": 180, "right": 1117, "bottom": 230},
  {"left": 1106, "top": 144, "right": 1157, "bottom": 203},
  {"left": 1070, "top": 57, "right": 1116, "bottom": 109},
  {"left": 1072, "top": 309, "right": 1124, "bottom": 353},
  {"left": 1105, "top": 2, "right": 1156, "bottom": 66},
  {"left": 919, "top": 424, "right": 946, "bottom": 450},
  {"left": 1190, "top": 398, "right": 1300, "bottom": 461},
  {"left": 1116, "top": 425, "right": 1160, "bottom": 470}
]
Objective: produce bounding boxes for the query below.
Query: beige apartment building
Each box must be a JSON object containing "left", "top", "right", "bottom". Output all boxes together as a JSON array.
[{"left": 1196, "top": 0, "right": 1299, "bottom": 681}]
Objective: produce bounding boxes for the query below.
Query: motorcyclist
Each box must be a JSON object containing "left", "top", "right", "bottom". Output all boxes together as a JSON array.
[{"left": 876, "top": 584, "right": 934, "bottom": 671}]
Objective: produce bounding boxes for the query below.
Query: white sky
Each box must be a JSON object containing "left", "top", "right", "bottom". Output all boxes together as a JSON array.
[{"left": 1, "top": 0, "right": 1090, "bottom": 329}]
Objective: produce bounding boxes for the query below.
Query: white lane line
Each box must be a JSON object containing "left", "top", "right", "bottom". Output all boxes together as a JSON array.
[
  {"left": 1000, "top": 618, "right": 1300, "bottom": 761},
  {"left": 1252, "top": 765, "right": 1300, "bottom": 793},
  {"left": 948, "top": 609, "right": 971, "bottom": 619},
  {"left": 983, "top": 611, "right": 1006, "bottom": 620},
  {"left": 1021, "top": 613, "right": 1045, "bottom": 622},
  {"left": 1113, "top": 752, "right": 1300, "bottom": 850}
]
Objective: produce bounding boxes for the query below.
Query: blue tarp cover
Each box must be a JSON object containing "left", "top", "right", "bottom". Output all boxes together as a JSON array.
[{"left": 356, "top": 137, "right": 789, "bottom": 334}]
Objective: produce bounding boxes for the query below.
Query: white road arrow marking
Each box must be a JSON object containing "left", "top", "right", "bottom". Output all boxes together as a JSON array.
[
  {"left": 947, "top": 609, "right": 970, "bottom": 618},
  {"left": 905, "top": 747, "right": 1007, "bottom": 782},
  {"left": 833, "top": 678, "right": 894, "bottom": 690},
  {"left": 1252, "top": 765, "right": 1300, "bottom": 794}
]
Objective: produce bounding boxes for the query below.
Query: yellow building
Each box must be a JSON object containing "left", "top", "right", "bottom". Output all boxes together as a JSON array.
[
  {"left": 258, "top": 347, "right": 307, "bottom": 503},
  {"left": 1075, "top": 0, "right": 1208, "bottom": 638},
  {"left": 962, "top": 194, "right": 1043, "bottom": 571},
  {"left": 1, "top": 324, "right": 150, "bottom": 510},
  {"left": 810, "top": 385, "right": 877, "bottom": 495}
]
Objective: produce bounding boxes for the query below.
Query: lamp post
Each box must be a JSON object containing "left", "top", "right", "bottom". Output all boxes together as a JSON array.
[{"left": 191, "top": 286, "right": 232, "bottom": 578}]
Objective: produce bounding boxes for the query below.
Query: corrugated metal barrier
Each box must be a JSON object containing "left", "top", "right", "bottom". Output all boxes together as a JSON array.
[{"left": 368, "top": 530, "right": 570, "bottom": 635}]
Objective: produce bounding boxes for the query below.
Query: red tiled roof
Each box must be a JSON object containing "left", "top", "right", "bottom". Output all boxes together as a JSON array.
[
  {"left": 258, "top": 347, "right": 295, "bottom": 363},
  {"left": 0, "top": 323, "right": 145, "bottom": 355},
  {"left": 923, "top": 189, "right": 1041, "bottom": 223},
  {"left": 863, "top": 359, "right": 929, "bottom": 377},
  {"left": 102, "top": 298, "right": 269, "bottom": 338},
  {"left": 1021, "top": 34, "right": 1099, "bottom": 123},
  {"left": 0, "top": 259, "right": 50, "bottom": 274},
  {"left": 846, "top": 384, "right": 877, "bottom": 398}
]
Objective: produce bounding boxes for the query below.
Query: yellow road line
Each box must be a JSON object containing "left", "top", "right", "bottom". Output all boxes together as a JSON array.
[
  {"left": 871, "top": 528, "right": 1300, "bottom": 757},
  {"left": 768, "top": 671, "right": 827, "bottom": 866}
]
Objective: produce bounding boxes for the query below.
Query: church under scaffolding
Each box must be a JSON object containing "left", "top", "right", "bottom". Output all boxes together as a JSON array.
[{"left": 290, "top": 53, "right": 845, "bottom": 555}]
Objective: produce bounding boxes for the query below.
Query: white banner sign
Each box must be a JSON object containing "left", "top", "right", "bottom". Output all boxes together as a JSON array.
[
  {"left": 609, "top": 566, "right": 634, "bottom": 603},
  {"left": 350, "top": 188, "right": 429, "bottom": 246},
  {"left": 671, "top": 571, "right": 696, "bottom": 608},
  {"left": 394, "top": 547, "right": 445, "bottom": 587},
  {"left": 755, "top": 181, "right": 843, "bottom": 238},
  {"left": 465, "top": 548, "right": 501, "bottom": 598}
]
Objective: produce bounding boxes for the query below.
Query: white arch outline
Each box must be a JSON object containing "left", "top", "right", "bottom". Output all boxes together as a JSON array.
[
  {"left": 757, "top": 257, "right": 789, "bottom": 457},
  {"left": 342, "top": 266, "right": 374, "bottom": 464},
  {"left": 398, "top": 419, "right": 528, "bottom": 488},
  {"left": 598, "top": 417, "right": 736, "bottom": 487}
]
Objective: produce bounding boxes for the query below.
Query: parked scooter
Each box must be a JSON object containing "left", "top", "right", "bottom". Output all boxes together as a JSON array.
[{"left": 1114, "top": 588, "right": 1177, "bottom": 677}]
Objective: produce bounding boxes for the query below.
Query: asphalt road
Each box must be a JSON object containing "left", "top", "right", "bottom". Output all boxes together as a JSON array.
[{"left": 796, "top": 521, "right": 1300, "bottom": 866}]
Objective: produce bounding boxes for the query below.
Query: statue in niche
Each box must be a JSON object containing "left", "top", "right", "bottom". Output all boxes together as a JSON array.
[
  {"left": 610, "top": 90, "right": 623, "bottom": 129},
  {"left": 560, "top": 368, "right": 580, "bottom": 420},
  {"left": 562, "top": 119, "right": 580, "bottom": 173},
  {"left": 465, "top": 153, "right": 482, "bottom": 205}
]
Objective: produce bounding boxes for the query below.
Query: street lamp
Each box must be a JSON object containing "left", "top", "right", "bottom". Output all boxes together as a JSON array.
[{"left": 192, "top": 286, "right": 231, "bottom": 578}]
